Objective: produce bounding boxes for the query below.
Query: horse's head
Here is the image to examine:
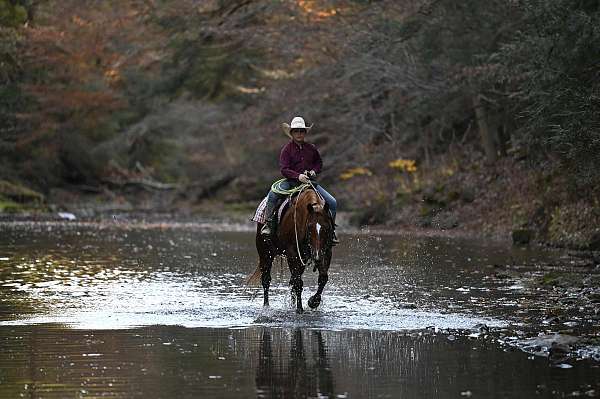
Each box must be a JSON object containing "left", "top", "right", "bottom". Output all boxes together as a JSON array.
[{"left": 306, "top": 197, "right": 333, "bottom": 264}]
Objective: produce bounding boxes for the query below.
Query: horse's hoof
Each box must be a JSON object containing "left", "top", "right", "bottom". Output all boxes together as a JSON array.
[
  {"left": 308, "top": 295, "right": 321, "bottom": 309},
  {"left": 296, "top": 307, "right": 304, "bottom": 314}
]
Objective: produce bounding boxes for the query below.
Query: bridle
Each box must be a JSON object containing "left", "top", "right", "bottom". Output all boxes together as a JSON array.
[{"left": 293, "top": 185, "right": 331, "bottom": 268}]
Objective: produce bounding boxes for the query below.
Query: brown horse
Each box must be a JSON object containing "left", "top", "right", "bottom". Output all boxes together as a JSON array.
[{"left": 248, "top": 188, "right": 334, "bottom": 313}]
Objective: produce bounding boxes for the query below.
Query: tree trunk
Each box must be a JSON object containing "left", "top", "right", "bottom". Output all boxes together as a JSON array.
[{"left": 473, "top": 94, "right": 497, "bottom": 164}]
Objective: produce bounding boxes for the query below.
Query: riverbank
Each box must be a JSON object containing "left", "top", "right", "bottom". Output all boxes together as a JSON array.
[
  {"left": 341, "top": 156, "right": 600, "bottom": 252},
  {"left": 2, "top": 191, "right": 600, "bottom": 257},
  {"left": 3, "top": 151, "right": 600, "bottom": 253}
]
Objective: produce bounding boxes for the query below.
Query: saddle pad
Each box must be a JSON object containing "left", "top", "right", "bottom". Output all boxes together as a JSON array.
[
  {"left": 251, "top": 197, "right": 291, "bottom": 225},
  {"left": 251, "top": 197, "right": 268, "bottom": 224}
]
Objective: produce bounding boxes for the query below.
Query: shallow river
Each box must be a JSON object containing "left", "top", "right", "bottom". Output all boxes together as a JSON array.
[{"left": 0, "top": 222, "right": 599, "bottom": 398}]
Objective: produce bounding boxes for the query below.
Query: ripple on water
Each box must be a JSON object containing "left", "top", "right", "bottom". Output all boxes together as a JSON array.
[
  {"left": 0, "top": 270, "right": 504, "bottom": 330},
  {"left": 1, "top": 227, "right": 522, "bottom": 332}
]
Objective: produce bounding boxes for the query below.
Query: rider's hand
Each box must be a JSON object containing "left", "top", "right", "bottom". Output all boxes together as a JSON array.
[
  {"left": 298, "top": 174, "right": 310, "bottom": 184},
  {"left": 308, "top": 170, "right": 317, "bottom": 178}
]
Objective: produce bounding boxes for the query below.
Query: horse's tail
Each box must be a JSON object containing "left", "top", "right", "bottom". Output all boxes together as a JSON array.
[{"left": 246, "top": 260, "right": 262, "bottom": 286}]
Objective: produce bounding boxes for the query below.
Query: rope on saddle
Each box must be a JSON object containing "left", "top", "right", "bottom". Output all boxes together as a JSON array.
[
  {"left": 270, "top": 178, "right": 309, "bottom": 195},
  {"left": 271, "top": 178, "right": 324, "bottom": 203}
]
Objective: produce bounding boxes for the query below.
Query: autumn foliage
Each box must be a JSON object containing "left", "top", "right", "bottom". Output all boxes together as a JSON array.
[{"left": 0, "top": 0, "right": 599, "bottom": 215}]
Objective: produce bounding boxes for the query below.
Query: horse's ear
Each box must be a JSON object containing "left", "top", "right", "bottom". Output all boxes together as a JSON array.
[{"left": 307, "top": 203, "right": 314, "bottom": 213}]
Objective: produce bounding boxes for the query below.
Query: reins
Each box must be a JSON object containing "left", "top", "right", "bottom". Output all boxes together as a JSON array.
[
  {"left": 292, "top": 180, "right": 325, "bottom": 267},
  {"left": 271, "top": 177, "right": 326, "bottom": 267},
  {"left": 293, "top": 184, "right": 310, "bottom": 267}
]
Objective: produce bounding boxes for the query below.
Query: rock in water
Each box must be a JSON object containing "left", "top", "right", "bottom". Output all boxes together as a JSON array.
[
  {"left": 588, "top": 231, "right": 600, "bottom": 251},
  {"left": 549, "top": 341, "right": 571, "bottom": 364},
  {"left": 58, "top": 212, "right": 76, "bottom": 221}
]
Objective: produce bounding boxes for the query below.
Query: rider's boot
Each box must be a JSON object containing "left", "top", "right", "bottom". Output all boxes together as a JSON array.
[{"left": 260, "top": 202, "right": 277, "bottom": 236}]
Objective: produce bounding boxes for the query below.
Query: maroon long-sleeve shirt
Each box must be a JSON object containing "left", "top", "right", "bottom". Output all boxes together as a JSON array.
[{"left": 279, "top": 140, "right": 323, "bottom": 180}]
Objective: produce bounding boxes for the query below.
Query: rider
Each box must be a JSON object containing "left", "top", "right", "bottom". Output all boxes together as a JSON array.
[{"left": 261, "top": 116, "right": 339, "bottom": 244}]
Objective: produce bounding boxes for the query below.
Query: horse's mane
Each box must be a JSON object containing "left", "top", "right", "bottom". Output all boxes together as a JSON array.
[
  {"left": 295, "top": 188, "right": 322, "bottom": 209},
  {"left": 293, "top": 188, "right": 327, "bottom": 219},
  {"left": 282, "top": 188, "right": 329, "bottom": 240}
]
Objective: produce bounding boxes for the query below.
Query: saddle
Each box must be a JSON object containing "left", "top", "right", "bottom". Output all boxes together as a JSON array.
[{"left": 251, "top": 196, "right": 293, "bottom": 226}]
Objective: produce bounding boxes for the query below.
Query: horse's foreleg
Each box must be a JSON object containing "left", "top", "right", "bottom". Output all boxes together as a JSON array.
[
  {"left": 308, "top": 273, "right": 328, "bottom": 309},
  {"left": 308, "top": 250, "right": 331, "bottom": 309},
  {"left": 290, "top": 275, "right": 303, "bottom": 313},
  {"left": 288, "top": 256, "right": 305, "bottom": 314}
]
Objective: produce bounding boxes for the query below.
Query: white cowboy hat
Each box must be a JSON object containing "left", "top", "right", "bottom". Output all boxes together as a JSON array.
[{"left": 281, "top": 116, "right": 313, "bottom": 139}]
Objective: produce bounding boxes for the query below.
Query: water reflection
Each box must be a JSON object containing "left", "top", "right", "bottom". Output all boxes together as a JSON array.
[
  {"left": 256, "top": 329, "right": 334, "bottom": 399},
  {"left": 1, "top": 325, "right": 598, "bottom": 399}
]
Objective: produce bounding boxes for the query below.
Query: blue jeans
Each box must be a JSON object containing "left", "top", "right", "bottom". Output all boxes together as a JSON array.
[{"left": 266, "top": 179, "right": 337, "bottom": 221}]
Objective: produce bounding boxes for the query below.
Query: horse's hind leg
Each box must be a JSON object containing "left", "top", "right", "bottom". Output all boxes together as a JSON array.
[
  {"left": 308, "top": 249, "right": 331, "bottom": 309},
  {"left": 261, "top": 259, "right": 272, "bottom": 307},
  {"left": 257, "top": 228, "right": 274, "bottom": 307}
]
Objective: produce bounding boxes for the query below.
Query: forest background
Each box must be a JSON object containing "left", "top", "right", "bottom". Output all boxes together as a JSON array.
[{"left": 1, "top": 0, "right": 599, "bottom": 250}]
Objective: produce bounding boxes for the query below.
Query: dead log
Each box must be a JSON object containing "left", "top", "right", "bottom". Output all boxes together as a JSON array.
[
  {"left": 103, "top": 177, "right": 179, "bottom": 191},
  {"left": 188, "top": 173, "right": 237, "bottom": 201}
]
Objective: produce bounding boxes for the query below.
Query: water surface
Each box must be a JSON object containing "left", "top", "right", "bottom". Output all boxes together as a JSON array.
[{"left": 0, "top": 222, "right": 599, "bottom": 398}]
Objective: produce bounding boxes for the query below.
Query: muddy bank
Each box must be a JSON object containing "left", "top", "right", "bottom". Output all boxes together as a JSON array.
[
  {"left": 343, "top": 158, "right": 600, "bottom": 253},
  {"left": 3, "top": 155, "right": 600, "bottom": 255}
]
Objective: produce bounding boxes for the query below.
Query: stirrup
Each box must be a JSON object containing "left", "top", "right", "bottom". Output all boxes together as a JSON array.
[
  {"left": 261, "top": 218, "right": 276, "bottom": 236},
  {"left": 332, "top": 231, "right": 340, "bottom": 245},
  {"left": 260, "top": 224, "right": 272, "bottom": 236}
]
